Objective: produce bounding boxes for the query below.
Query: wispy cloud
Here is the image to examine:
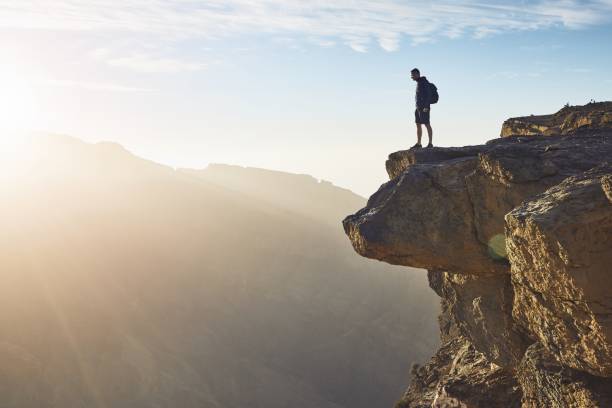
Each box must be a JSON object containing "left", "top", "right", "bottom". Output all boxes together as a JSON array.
[
  {"left": 106, "top": 54, "right": 206, "bottom": 73},
  {"left": 39, "top": 79, "right": 155, "bottom": 93},
  {"left": 1, "top": 0, "right": 611, "bottom": 56},
  {"left": 87, "top": 47, "right": 208, "bottom": 73}
]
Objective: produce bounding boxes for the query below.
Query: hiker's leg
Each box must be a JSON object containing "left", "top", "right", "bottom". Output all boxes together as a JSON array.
[
  {"left": 416, "top": 124, "right": 422, "bottom": 144},
  {"left": 425, "top": 124, "right": 433, "bottom": 145}
]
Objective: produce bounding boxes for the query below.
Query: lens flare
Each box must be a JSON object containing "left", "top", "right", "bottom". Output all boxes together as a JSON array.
[{"left": 487, "top": 234, "right": 507, "bottom": 260}]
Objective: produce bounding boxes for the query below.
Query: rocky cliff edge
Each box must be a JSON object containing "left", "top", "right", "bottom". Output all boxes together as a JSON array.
[{"left": 343, "top": 103, "right": 612, "bottom": 407}]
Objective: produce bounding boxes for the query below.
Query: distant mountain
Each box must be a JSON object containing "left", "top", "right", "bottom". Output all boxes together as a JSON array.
[
  {"left": 181, "top": 164, "right": 363, "bottom": 227},
  {"left": 0, "top": 134, "right": 439, "bottom": 408}
]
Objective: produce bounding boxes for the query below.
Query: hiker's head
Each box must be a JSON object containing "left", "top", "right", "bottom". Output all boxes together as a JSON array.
[{"left": 410, "top": 68, "right": 420, "bottom": 81}]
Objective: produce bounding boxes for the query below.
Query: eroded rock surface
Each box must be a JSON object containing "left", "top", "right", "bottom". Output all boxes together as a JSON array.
[
  {"left": 344, "top": 156, "right": 506, "bottom": 275},
  {"left": 507, "top": 165, "right": 612, "bottom": 376},
  {"left": 343, "top": 103, "right": 612, "bottom": 407},
  {"left": 397, "top": 336, "right": 521, "bottom": 408},
  {"left": 429, "top": 270, "right": 527, "bottom": 367},
  {"left": 518, "top": 343, "right": 612, "bottom": 408},
  {"left": 344, "top": 132, "right": 610, "bottom": 276},
  {"left": 501, "top": 102, "right": 612, "bottom": 137}
]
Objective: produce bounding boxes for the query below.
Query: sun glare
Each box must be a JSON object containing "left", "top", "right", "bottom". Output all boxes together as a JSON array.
[
  {"left": 0, "top": 66, "right": 37, "bottom": 136},
  {"left": 0, "top": 66, "right": 38, "bottom": 165}
]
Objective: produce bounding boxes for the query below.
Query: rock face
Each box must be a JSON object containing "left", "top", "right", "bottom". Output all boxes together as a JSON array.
[
  {"left": 507, "top": 165, "right": 612, "bottom": 377},
  {"left": 517, "top": 343, "right": 612, "bottom": 408},
  {"left": 399, "top": 336, "right": 522, "bottom": 408},
  {"left": 343, "top": 103, "right": 612, "bottom": 407}
]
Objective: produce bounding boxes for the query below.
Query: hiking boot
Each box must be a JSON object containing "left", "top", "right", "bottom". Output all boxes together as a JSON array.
[
  {"left": 426, "top": 143, "right": 434, "bottom": 148},
  {"left": 410, "top": 143, "right": 422, "bottom": 149}
]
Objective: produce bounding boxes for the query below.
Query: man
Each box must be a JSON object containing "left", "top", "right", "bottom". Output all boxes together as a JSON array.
[{"left": 410, "top": 68, "right": 433, "bottom": 149}]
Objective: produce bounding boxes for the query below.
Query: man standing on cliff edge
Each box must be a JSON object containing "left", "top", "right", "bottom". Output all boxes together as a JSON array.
[{"left": 411, "top": 68, "right": 433, "bottom": 149}]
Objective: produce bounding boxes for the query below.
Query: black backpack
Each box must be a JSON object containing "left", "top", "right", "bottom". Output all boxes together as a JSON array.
[{"left": 429, "top": 82, "right": 439, "bottom": 104}]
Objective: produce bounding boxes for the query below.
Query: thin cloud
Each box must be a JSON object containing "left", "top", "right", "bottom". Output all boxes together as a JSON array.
[
  {"left": 310, "top": 38, "right": 336, "bottom": 48},
  {"left": 378, "top": 35, "right": 400, "bottom": 52},
  {"left": 1, "top": 0, "right": 611, "bottom": 55},
  {"left": 106, "top": 54, "right": 207, "bottom": 73},
  {"left": 40, "top": 79, "right": 155, "bottom": 93},
  {"left": 87, "top": 48, "right": 208, "bottom": 73},
  {"left": 348, "top": 39, "right": 370, "bottom": 53}
]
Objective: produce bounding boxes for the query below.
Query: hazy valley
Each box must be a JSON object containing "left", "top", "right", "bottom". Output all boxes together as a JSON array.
[{"left": 0, "top": 135, "right": 440, "bottom": 408}]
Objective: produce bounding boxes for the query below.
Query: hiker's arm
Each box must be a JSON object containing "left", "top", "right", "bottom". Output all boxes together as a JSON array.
[{"left": 423, "top": 84, "right": 430, "bottom": 111}]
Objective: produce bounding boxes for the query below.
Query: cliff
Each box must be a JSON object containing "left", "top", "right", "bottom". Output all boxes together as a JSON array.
[{"left": 343, "top": 103, "right": 612, "bottom": 407}]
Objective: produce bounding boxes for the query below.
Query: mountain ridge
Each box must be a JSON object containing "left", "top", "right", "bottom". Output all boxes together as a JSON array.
[{"left": 0, "top": 133, "right": 440, "bottom": 408}]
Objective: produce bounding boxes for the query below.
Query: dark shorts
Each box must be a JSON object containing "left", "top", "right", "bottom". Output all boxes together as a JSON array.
[{"left": 415, "top": 108, "right": 430, "bottom": 124}]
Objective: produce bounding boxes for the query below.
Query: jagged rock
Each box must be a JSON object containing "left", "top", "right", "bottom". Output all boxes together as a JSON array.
[
  {"left": 344, "top": 156, "right": 508, "bottom": 275},
  {"left": 518, "top": 343, "right": 612, "bottom": 407},
  {"left": 395, "top": 271, "right": 525, "bottom": 407},
  {"left": 344, "top": 132, "right": 611, "bottom": 276},
  {"left": 603, "top": 175, "right": 612, "bottom": 201},
  {"left": 343, "top": 102, "right": 612, "bottom": 407},
  {"left": 507, "top": 165, "right": 612, "bottom": 376},
  {"left": 501, "top": 102, "right": 612, "bottom": 137},
  {"left": 429, "top": 270, "right": 526, "bottom": 367},
  {"left": 386, "top": 147, "right": 487, "bottom": 180},
  {"left": 396, "top": 336, "right": 521, "bottom": 408}
]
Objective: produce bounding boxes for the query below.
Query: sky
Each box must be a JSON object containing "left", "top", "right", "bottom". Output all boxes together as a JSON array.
[{"left": 1, "top": 1, "right": 612, "bottom": 195}]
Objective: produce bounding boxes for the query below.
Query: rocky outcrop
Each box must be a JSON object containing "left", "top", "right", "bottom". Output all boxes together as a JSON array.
[
  {"left": 343, "top": 103, "right": 612, "bottom": 407},
  {"left": 501, "top": 102, "right": 612, "bottom": 137},
  {"left": 344, "top": 155, "right": 507, "bottom": 276}
]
